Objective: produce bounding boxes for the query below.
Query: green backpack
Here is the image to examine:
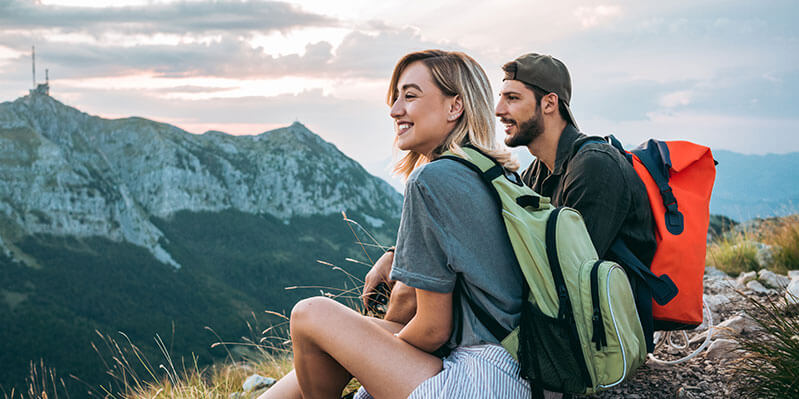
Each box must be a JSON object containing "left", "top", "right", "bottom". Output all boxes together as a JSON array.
[{"left": 439, "top": 146, "right": 646, "bottom": 397}]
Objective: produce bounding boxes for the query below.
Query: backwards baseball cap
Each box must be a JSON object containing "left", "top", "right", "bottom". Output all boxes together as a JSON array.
[{"left": 503, "top": 53, "right": 578, "bottom": 129}]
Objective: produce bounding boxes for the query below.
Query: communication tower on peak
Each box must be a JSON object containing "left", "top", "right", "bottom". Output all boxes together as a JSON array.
[{"left": 29, "top": 46, "right": 50, "bottom": 96}]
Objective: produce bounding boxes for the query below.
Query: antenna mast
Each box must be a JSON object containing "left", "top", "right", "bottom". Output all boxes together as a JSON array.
[{"left": 31, "top": 46, "right": 36, "bottom": 89}]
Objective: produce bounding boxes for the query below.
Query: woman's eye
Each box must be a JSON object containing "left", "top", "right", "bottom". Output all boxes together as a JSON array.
[{"left": 404, "top": 92, "right": 416, "bottom": 99}]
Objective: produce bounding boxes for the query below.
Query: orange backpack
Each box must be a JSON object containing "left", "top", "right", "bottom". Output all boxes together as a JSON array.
[{"left": 608, "top": 137, "right": 717, "bottom": 331}]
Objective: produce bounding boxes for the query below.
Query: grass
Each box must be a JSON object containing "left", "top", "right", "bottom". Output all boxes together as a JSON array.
[
  {"left": 1, "top": 360, "right": 70, "bottom": 399},
  {"left": 706, "top": 214, "right": 799, "bottom": 275},
  {"left": 706, "top": 232, "right": 760, "bottom": 276},
  {"left": 733, "top": 294, "right": 799, "bottom": 399}
]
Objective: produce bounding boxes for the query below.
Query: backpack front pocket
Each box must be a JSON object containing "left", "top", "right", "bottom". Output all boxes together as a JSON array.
[{"left": 517, "top": 302, "right": 591, "bottom": 393}]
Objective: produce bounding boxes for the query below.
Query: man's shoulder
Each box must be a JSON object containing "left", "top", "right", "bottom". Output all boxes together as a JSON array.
[{"left": 569, "top": 141, "right": 631, "bottom": 176}]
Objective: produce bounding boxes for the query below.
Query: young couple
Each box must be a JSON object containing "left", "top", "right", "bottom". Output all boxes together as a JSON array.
[{"left": 259, "top": 49, "right": 654, "bottom": 399}]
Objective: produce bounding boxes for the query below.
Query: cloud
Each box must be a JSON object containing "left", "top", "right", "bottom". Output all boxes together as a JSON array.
[
  {"left": 575, "top": 5, "right": 622, "bottom": 29},
  {"left": 659, "top": 90, "right": 693, "bottom": 108},
  {"left": 0, "top": 23, "right": 450, "bottom": 90},
  {"left": 0, "top": 0, "right": 336, "bottom": 35}
]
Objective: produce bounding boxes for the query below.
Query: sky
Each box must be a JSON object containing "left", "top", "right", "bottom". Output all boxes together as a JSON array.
[{"left": 1, "top": 0, "right": 797, "bottom": 185}]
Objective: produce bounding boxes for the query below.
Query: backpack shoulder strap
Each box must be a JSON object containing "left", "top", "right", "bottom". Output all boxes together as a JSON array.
[
  {"left": 630, "top": 139, "right": 685, "bottom": 235},
  {"left": 434, "top": 147, "right": 515, "bottom": 342}
]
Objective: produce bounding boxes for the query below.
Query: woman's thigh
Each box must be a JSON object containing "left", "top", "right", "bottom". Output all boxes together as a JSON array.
[{"left": 292, "top": 297, "right": 443, "bottom": 399}]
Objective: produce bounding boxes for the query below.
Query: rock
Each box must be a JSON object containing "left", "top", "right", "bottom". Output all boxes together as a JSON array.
[
  {"left": 788, "top": 270, "right": 799, "bottom": 279},
  {"left": 736, "top": 271, "right": 757, "bottom": 288},
  {"left": 746, "top": 280, "right": 771, "bottom": 295},
  {"left": 786, "top": 278, "right": 799, "bottom": 305},
  {"left": 677, "top": 387, "right": 697, "bottom": 398},
  {"left": 242, "top": 374, "right": 276, "bottom": 393},
  {"left": 758, "top": 269, "right": 790, "bottom": 289},
  {"left": 704, "top": 294, "right": 731, "bottom": 312},
  {"left": 705, "top": 338, "right": 741, "bottom": 361},
  {"left": 691, "top": 314, "right": 757, "bottom": 343},
  {"left": 704, "top": 266, "right": 729, "bottom": 279}
]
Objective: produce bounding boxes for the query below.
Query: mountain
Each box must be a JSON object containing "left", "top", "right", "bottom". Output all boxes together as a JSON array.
[
  {"left": 0, "top": 93, "right": 401, "bottom": 395},
  {"left": 710, "top": 150, "right": 799, "bottom": 221}
]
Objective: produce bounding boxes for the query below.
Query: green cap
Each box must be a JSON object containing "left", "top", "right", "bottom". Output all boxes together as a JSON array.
[{"left": 503, "top": 53, "right": 577, "bottom": 129}]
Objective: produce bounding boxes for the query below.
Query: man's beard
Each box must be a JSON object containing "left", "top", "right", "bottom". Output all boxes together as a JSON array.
[{"left": 504, "top": 107, "right": 544, "bottom": 147}]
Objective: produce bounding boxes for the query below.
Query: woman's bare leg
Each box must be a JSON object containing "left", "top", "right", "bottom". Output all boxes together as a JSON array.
[
  {"left": 290, "top": 296, "right": 442, "bottom": 399},
  {"left": 258, "top": 369, "right": 302, "bottom": 399},
  {"left": 257, "top": 316, "right": 406, "bottom": 399}
]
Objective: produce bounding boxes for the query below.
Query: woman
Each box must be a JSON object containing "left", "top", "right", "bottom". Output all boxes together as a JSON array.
[{"left": 259, "top": 50, "right": 530, "bottom": 399}]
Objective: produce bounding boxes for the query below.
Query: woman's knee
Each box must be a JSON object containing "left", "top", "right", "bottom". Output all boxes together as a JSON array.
[{"left": 290, "top": 296, "right": 338, "bottom": 338}]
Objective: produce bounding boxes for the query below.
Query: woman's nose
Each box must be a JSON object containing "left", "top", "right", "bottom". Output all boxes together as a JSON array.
[{"left": 390, "top": 99, "right": 404, "bottom": 119}]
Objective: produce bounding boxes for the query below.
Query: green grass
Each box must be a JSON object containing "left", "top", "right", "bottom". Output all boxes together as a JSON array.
[
  {"left": 706, "top": 214, "right": 799, "bottom": 275},
  {"left": 760, "top": 215, "right": 799, "bottom": 273},
  {"left": 706, "top": 232, "right": 760, "bottom": 276},
  {"left": 733, "top": 294, "right": 799, "bottom": 399}
]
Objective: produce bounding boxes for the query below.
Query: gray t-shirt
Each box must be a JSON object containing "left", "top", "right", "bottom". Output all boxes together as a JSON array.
[{"left": 390, "top": 158, "right": 525, "bottom": 350}]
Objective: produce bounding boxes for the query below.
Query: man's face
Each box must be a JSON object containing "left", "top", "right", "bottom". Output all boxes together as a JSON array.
[{"left": 496, "top": 80, "right": 543, "bottom": 148}]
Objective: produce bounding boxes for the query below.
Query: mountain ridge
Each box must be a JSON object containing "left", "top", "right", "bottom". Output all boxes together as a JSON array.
[{"left": 0, "top": 93, "right": 401, "bottom": 268}]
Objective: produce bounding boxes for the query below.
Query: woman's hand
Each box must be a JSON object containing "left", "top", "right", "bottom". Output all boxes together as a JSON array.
[{"left": 362, "top": 251, "right": 395, "bottom": 309}]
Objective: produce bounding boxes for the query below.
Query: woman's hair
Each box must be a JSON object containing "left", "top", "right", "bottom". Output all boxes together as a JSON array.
[{"left": 387, "top": 50, "right": 518, "bottom": 180}]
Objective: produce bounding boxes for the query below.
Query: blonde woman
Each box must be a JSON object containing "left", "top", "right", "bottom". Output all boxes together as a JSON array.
[{"left": 259, "top": 50, "right": 530, "bottom": 399}]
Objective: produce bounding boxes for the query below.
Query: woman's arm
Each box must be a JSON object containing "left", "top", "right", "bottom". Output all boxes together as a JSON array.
[{"left": 396, "top": 288, "right": 452, "bottom": 353}]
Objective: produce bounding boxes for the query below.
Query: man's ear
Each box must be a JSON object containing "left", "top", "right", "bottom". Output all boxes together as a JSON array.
[
  {"left": 448, "top": 95, "right": 464, "bottom": 121},
  {"left": 540, "top": 92, "right": 559, "bottom": 116}
]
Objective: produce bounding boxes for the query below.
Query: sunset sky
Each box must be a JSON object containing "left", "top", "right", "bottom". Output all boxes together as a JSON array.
[{"left": 1, "top": 0, "right": 797, "bottom": 182}]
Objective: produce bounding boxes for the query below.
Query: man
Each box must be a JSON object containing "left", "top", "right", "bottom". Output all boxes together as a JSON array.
[
  {"left": 495, "top": 53, "right": 655, "bottom": 265},
  {"left": 496, "top": 53, "right": 661, "bottom": 352}
]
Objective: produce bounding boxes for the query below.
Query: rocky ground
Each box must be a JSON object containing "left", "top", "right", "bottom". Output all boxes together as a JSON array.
[{"left": 596, "top": 266, "right": 799, "bottom": 399}]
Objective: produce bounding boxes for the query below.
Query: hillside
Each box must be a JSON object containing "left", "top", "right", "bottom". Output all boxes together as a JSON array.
[{"left": 0, "top": 93, "right": 402, "bottom": 396}]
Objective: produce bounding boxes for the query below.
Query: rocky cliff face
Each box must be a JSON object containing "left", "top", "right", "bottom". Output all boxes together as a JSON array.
[{"left": 0, "top": 93, "right": 402, "bottom": 268}]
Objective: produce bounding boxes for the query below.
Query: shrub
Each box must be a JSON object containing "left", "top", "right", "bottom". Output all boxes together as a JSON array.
[
  {"left": 759, "top": 215, "right": 799, "bottom": 273},
  {"left": 706, "top": 232, "right": 759, "bottom": 276},
  {"left": 733, "top": 294, "right": 799, "bottom": 399}
]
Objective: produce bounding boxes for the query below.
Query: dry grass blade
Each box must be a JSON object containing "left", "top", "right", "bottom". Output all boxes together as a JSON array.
[{"left": 733, "top": 292, "right": 799, "bottom": 399}]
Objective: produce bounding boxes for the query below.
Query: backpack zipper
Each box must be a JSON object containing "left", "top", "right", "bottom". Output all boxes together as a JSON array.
[
  {"left": 590, "top": 260, "right": 608, "bottom": 350},
  {"left": 598, "top": 264, "right": 631, "bottom": 389}
]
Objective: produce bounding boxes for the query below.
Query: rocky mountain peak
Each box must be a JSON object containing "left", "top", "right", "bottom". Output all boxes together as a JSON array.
[{"left": 0, "top": 95, "right": 402, "bottom": 269}]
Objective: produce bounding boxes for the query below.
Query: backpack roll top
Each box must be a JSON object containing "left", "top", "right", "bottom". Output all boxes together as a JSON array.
[{"left": 628, "top": 139, "right": 716, "bottom": 329}]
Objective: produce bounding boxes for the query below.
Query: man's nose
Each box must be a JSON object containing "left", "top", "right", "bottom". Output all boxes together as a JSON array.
[{"left": 495, "top": 101, "right": 505, "bottom": 116}]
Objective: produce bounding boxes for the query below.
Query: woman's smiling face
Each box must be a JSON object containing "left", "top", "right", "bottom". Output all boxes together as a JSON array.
[{"left": 390, "top": 61, "right": 456, "bottom": 156}]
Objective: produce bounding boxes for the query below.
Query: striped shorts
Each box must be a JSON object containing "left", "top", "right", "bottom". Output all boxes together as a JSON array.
[{"left": 353, "top": 344, "right": 534, "bottom": 399}]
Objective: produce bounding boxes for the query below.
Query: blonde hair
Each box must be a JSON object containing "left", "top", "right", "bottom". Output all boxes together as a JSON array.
[{"left": 387, "top": 50, "right": 518, "bottom": 180}]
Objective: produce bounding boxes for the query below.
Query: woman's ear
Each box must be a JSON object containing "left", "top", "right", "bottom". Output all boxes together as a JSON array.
[{"left": 447, "top": 95, "right": 463, "bottom": 122}]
